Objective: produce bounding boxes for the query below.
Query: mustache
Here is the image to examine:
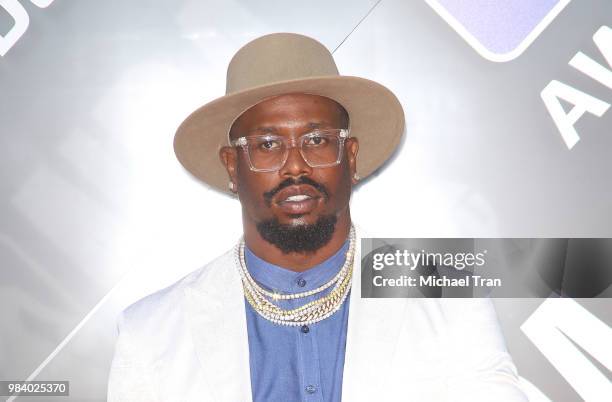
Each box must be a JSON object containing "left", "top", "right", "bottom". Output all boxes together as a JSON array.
[{"left": 263, "top": 176, "right": 329, "bottom": 206}]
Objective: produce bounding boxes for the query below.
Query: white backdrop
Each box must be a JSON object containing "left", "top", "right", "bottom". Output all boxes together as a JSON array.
[{"left": 1, "top": 1, "right": 611, "bottom": 401}]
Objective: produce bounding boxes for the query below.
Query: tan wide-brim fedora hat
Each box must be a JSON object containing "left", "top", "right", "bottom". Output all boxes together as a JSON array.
[{"left": 174, "top": 32, "right": 405, "bottom": 194}]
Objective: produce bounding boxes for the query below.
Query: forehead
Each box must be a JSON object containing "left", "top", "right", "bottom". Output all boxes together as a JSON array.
[{"left": 229, "top": 93, "right": 344, "bottom": 138}]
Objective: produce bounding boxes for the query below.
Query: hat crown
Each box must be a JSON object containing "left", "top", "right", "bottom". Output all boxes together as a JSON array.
[{"left": 226, "top": 33, "right": 339, "bottom": 95}]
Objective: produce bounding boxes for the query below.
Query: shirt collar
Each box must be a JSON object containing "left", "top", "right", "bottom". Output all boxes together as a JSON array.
[{"left": 244, "top": 239, "right": 350, "bottom": 293}]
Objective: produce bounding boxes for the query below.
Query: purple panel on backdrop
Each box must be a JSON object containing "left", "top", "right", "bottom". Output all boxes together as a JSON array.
[{"left": 437, "top": 0, "right": 561, "bottom": 53}]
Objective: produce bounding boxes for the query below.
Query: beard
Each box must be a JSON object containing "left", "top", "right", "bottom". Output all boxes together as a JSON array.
[{"left": 256, "top": 214, "right": 337, "bottom": 254}]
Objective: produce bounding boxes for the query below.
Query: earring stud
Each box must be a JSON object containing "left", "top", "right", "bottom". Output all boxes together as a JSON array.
[
  {"left": 353, "top": 173, "right": 360, "bottom": 181},
  {"left": 228, "top": 182, "right": 236, "bottom": 191}
]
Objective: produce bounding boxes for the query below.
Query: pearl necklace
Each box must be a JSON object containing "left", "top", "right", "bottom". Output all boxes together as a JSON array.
[{"left": 236, "top": 224, "right": 356, "bottom": 326}]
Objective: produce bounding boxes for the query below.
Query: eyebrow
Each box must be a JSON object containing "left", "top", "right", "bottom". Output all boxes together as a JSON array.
[{"left": 249, "top": 121, "right": 329, "bottom": 134}]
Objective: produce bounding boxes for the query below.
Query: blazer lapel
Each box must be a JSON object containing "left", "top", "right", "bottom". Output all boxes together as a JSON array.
[
  {"left": 342, "top": 233, "right": 409, "bottom": 401},
  {"left": 183, "top": 250, "right": 253, "bottom": 402}
]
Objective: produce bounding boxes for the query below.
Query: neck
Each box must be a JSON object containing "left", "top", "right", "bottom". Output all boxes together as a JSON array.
[{"left": 243, "top": 208, "right": 352, "bottom": 272}]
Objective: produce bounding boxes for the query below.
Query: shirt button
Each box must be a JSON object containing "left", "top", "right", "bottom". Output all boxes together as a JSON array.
[
  {"left": 300, "top": 325, "right": 310, "bottom": 334},
  {"left": 297, "top": 278, "right": 307, "bottom": 287},
  {"left": 305, "top": 384, "right": 317, "bottom": 394}
]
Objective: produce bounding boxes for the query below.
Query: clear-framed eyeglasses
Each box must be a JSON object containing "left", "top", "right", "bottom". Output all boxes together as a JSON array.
[{"left": 230, "top": 128, "right": 350, "bottom": 172}]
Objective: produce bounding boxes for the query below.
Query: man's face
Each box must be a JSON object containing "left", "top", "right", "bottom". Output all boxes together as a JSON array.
[{"left": 220, "top": 93, "right": 358, "bottom": 245}]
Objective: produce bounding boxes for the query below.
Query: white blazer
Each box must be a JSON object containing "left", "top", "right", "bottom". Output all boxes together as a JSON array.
[{"left": 108, "top": 232, "right": 528, "bottom": 402}]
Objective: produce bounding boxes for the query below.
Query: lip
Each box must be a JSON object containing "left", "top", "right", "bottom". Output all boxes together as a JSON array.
[{"left": 274, "top": 185, "right": 321, "bottom": 214}]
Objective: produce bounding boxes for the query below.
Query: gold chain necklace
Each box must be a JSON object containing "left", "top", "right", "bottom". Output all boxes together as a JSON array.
[{"left": 236, "top": 225, "right": 356, "bottom": 326}]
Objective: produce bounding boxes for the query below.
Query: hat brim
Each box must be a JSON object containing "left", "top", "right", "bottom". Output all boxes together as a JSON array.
[{"left": 173, "top": 75, "right": 405, "bottom": 195}]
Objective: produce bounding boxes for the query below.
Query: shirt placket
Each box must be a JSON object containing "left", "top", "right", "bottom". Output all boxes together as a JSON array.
[{"left": 292, "top": 277, "right": 324, "bottom": 402}]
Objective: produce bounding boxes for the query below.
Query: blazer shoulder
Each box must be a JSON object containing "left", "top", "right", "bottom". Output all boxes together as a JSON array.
[{"left": 116, "top": 247, "right": 235, "bottom": 350}]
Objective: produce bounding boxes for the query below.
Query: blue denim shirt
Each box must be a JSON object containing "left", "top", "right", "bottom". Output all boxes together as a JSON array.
[{"left": 244, "top": 240, "right": 351, "bottom": 402}]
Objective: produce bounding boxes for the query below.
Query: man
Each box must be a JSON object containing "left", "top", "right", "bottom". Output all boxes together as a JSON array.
[{"left": 108, "top": 33, "right": 527, "bottom": 401}]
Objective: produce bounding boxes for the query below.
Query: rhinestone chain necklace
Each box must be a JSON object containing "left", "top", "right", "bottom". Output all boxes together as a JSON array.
[{"left": 236, "top": 224, "right": 356, "bottom": 326}]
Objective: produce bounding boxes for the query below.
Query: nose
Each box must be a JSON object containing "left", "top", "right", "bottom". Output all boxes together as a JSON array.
[{"left": 278, "top": 144, "right": 312, "bottom": 179}]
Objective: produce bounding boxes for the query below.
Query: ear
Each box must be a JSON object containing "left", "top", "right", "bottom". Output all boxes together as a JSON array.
[
  {"left": 346, "top": 137, "right": 359, "bottom": 185},
  {"left": 219, "top": 146, "right": 239, "bottom": 193}
]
